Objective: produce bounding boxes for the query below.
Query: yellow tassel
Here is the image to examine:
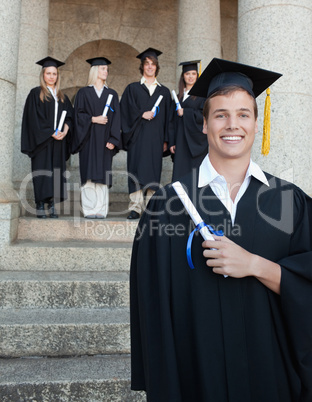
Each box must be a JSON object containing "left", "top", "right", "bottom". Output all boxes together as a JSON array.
[
  {"left": 261, "top": 88, "right": 271, "bottom": 156},
  {"left": 199, "top": 61, "right": 202, "bottom": 77}
]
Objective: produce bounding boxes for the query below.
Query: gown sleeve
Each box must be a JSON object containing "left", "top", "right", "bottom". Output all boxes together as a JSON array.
[
  {"left": 279, "top": 188, "right": 312, "bottom": 402},
  {"left": 182, "top": 97, "right": 207, "bottom": 158},
  {"left": 107, "top": 90, "right": 122, "bottom": 150},
  {"left": 130, "top": 189, "right": 182, "bottom": 401},
  {"left": 168, "top": 98, "right": 178, "bottom": 149},
  {"left": 21, "top": 87, "right": 54, "bottom": 157},
  {"left": 120, "top": 84, "right": 145, "bottom": 150},
  {"left": 71, "top": 88, "right": 93, "bottom": 154}
]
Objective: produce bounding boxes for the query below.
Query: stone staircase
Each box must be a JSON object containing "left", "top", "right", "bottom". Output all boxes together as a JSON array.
[{"left": 0, "top": 205, "right": 146, "bottom": 401}]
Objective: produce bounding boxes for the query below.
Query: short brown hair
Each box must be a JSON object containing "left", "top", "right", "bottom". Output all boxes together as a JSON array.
[
  {"left": 139, "top": 56, "right": 160, "bottom": 77},
  {"left": 203, "top": 86, "right": 258, "bottom": 120}
]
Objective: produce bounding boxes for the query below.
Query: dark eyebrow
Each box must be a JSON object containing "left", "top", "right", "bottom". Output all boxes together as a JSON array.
[{"left": 212, "top": 107, "right": 252, "bottom": 114}]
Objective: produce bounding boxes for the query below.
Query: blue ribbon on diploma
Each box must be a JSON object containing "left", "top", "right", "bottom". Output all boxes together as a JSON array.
[
  {"left": 187, "top": 222, "right": 224, "bottom": 269},
  {"left": 175, "top": 103, "right": 180, "bottom": 111},
  {"left": 54, "top": 129, "right": 58, "bottom": 136},
  {"left": 106, "top": 105, "right": 114, "bottom": 113},
  {"left": 153, "top": 106, "right": 160, "bottom": 117}
]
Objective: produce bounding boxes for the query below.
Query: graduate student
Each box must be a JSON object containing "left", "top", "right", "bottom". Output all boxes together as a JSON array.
[
  {"left": 72, "top": 57, "right": 121, "bottom": 219},
  {"left": 169, "top": 60, "right": 207, "bottom": 181},
  {"left": 130, "top": 58, "right": 312, "bottom": 401},
  {"left": 21, "top": 56, "right": 73, "bottom": 218},
  {"left": 120, "top": 48, "right": 171, "bottom": 220}
]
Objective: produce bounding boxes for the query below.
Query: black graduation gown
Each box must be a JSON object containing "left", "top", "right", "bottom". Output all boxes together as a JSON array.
[
  {"left": 120, "top": 82, "right": 171, "bottom": 193},
  {"left": 169, "top": 95, "right": 208, "bottom": 181},
  {"left": 21, "top": 86, "right": 73, "bottom": 203},
  {"left": 72, "top": 86, "right": 121, "bottom": 186},
  {"left": 130, "top": 170, "right": 312, "bottom": 402}
]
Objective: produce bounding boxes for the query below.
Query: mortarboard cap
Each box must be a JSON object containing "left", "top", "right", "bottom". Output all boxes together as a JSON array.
[
  {"left": 189, "top": 58, "right": 282, "bottom": 99},
  {"left": 190, "top": 58, "right": 283, "bottom": 156},
  {"left": 179, "top": 60, "right": 201, "bottom": 73},
  {"left": 86, "top": 57, "right": 111, "bottom": 67},
  {"left": 36, "top": 56, "right": 65, "bottom": 69},
  {"left": 136, "top": 48, "right": 162, "bottom": 61}
]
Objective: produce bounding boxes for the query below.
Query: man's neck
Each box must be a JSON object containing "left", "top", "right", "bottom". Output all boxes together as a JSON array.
[
  {"left": 143, "top": 75, "right": 156, "bottom": 85},
  {"left": 209, "top": 154, "right": 250, "bottom": 201}
]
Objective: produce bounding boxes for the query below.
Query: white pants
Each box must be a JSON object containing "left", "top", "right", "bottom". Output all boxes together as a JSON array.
[
  {"left": 129, "top": 189, "right": 155, "bottom": 214},
  {"left": 81, "top": 181, "right": 109, "bottom": 217}
]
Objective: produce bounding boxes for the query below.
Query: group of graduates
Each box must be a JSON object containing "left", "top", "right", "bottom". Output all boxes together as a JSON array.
[
  {"left": 21, "top": 48, "right": 207, "bottom": 219},
  {"left": 21, "top": 49, "right": 312, "bottom": 402}
]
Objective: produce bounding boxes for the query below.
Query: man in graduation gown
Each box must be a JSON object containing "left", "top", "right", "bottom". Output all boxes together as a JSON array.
[
  {"left": 120, "top": 48, "right": 171, "bottom": 220},
  {"left": 130, "top": 58, "right": 312, "bottom": 401}
]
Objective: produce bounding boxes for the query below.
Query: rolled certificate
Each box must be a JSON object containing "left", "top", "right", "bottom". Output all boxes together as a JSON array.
[
  {"left": 171, "top": 90, "right": 181, "bottom": 111},
  {"left": 172, "top": 181, "right": 214, "bottom": 242},
  {"left": 151, "top": 95, "right": 163, "bottom": 114},
  {"left": 103, "top": 94, "right": 113, "bottom": 117},
  {"left": 172, "top": 181, "right": 227, "bottom": 277},
  {"left": 55, "top": 110, "right": 67, "bottom": 135}
]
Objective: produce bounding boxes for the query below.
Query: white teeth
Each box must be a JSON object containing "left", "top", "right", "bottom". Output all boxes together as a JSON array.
[{"left": 222, "top": 136, "right": 241, "bottom": 141}]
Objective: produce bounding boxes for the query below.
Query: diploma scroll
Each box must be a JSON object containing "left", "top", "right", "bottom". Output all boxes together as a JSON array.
[
  {"left": 102, "top": 94, "right": 113, "bottom": 117},
  {"left": 172, "top": 181, "right": 227, "bottom": 277},
  {"left": 55, "top": 111, "right": 67, "bottom": 135},
  {"left": 171, "top": 90, "right": 181, "bottom": 111},
  {"left": 151, "top": 95, "right": 163, "bottom": 116}
]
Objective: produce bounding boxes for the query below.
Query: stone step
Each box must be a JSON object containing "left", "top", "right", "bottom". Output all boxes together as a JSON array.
[
  {"left": 0, "top": 307, "right": 130, "bottom": 357},
  {"left": 0, "top": 241, "right": 132, "bottom": 271},
  {"left": 17, "top": 216, "right": 138, "bottom": 242},
  {"left": 0, "top": 354, "right": 146, "bottom": 401},
  {"left": 21, "top": 191, "right": 130, "bottom": 217},
  {"left": 0, "top": 271, "right": 129, "bottom": 309}
]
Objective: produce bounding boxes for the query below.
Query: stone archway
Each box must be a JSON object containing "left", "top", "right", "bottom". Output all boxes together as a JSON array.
[{"left": 61, "top": 39, "right": 140, "bottom": 103}]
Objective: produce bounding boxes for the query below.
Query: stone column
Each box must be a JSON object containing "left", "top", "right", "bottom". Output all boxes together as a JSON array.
[
  {"left": 13, "top": 0, "right": 50, "bottom": 194},
  {"left": 238, "top": 0, "right": 312, "bottom": 195},
  {"left": 177, "top": 0, "right": 221, "bottom": 77},
  {"left": 0, "top": 0, "right": 22, "bottom": 245}
]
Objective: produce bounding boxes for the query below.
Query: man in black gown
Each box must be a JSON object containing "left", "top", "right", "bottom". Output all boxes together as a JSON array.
[
  {"left": 120, "top": 48, "right": 171, "bottom": 219},
  {"left": 130, "top": 58, "right": 312, "bottom": 401}
]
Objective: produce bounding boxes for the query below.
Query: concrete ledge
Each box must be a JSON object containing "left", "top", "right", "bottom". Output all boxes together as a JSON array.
[
  {"left": 17, "top": 217, "right": 138, "bottom": 242},
  {"left": 0, "top": 241, "right": 132, "bottom": 271},
  {"left": 0, "top": 354, "right": 146, "bottom": 401},
  {"left": 0, "top": 307, "right": 130, "bottom": 357},
  {"left": 0, "top": 271, "right": 130, "bottom": 308}
]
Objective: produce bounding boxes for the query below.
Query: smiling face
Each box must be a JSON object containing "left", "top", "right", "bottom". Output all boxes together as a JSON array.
[
  {"left": 203, "top": 89, "right": 258, "bottom": 163},
  {"left": 143, "top": 57, "right": 157, "bottom": 79},
  {"left": 183, "top": 70, "right": 198, "bottom": 87},
  {"left": 43, "top": 66, "right": 58, "bottom": 88}
]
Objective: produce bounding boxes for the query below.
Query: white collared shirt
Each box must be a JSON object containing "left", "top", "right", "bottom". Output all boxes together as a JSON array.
[
  {"left": 140, "top": 76, "right": 161, "bottom": 96},
  {"left": 198, "top": 155, "right": 269, "bottom": 224},
  {"left": 89, "top": 84, "right": 108, "bottom": 98},
  {"left": 47, "top": 86, "right": 58, "bottom": 130},
  {"left": 182, "top": 89, "right": 190, "bottom": 102}
]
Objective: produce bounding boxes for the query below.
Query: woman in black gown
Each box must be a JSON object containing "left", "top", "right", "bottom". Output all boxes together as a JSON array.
[
  {"left": 72, "top": 57, "right": 121, "bottom": 219},
  {"left": 21, "top": 56, "right": 73, "bottom": 218},
  {"left": 169, "top": 60, "right": 208, "bottom": 182}
]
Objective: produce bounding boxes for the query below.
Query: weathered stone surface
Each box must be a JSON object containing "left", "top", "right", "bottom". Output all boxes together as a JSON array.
[
  {"left": 0, "top": 271, "right": 129, "bottom": 308},
  {"left": 0, "top": 307, "right": 130, "bottom": 357},
  {"left": 0, "top": 354, "right": 146, "bottom": 401},
  {"left": 17, "top": 217, "right": 138, "bottom": 243},
  {"left": 0, "top": 240, "right": 132, "bottom": 272}
]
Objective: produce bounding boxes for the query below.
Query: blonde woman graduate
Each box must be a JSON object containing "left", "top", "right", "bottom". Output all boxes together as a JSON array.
[{"left": 72, "top": 57, "right": 121, "bottom": 219}]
